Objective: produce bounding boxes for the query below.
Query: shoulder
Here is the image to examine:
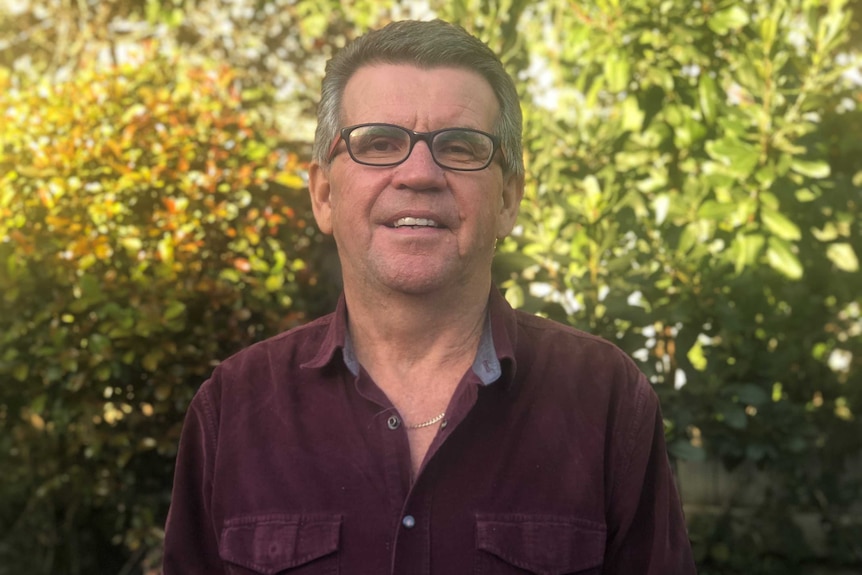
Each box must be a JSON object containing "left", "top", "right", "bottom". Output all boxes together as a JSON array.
[
  {"left": 223, "top": 313, "right": 335, "bottom": 373},
  {"left": 509, "top": 310, "right": 654, "bottom": 410},
  {"left": 195, "top": 311, "right": 339, "bottom": 404},
  {"left": 514, "top": 310, "right": 640, "bottom": 373}
]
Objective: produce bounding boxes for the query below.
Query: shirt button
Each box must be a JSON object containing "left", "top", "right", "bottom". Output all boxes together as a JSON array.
[
  {"left": 402, "top": 515, "right": 416, "bottom": 529},
  {"left": 387, "top": 415, "right": 400, "bottom": 430}
]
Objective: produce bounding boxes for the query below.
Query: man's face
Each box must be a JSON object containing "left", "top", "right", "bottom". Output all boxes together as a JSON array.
[{"left": 309, "top": 64, "right": 523, "bottom": 298}]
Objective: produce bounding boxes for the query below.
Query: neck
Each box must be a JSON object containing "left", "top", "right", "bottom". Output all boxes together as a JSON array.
[{"left": 344, "top": 281, "right": 490, "bottom": 380}]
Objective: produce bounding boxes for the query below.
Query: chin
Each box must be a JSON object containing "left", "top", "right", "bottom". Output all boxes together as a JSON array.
[{"left": 382, "top": 277, "right": 449, "bottom": 296}]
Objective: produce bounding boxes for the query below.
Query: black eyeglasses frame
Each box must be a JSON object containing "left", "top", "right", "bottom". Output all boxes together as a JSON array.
[{"left": 327, "top": 123, "right": 502, "bottom": 172}]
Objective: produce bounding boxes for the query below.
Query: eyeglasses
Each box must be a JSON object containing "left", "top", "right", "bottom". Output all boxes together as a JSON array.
[{"left": 328, "top": 123, "right": 501, "bottom": 171}]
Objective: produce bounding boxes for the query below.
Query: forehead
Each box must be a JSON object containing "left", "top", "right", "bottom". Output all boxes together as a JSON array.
[{"left": 340, "top": 64, "right": 499, "bottom": 131}]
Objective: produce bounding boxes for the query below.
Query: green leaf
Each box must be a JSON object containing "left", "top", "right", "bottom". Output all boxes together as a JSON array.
[
  {"left": 604, "top": 53, "right": 630, "bottom": 92},
  {"left": 79, "top": 273, "right": 103, "bottom": 301},
  {"left": 504, "top": 284, "right": 525, "bottom": 309},
  {"left": 142, "top": 350, "right": 163, "bottom": 372},
  {"left": 720, "top": 405, "right": 748, "bottom": 429},
  {"left": 697, "top": 199, "right": 736, "bottom": 220},
  {"left": 732, "top": 384, "right": 770, "bottom": 407},
  {"left": 668, "top": 439, "right": 707, "bottom": 462},
  {"left": 95, "top": 364, "right": 112, "bottom": 381},
  {"left": 89, "top": 333, "right": 112, "bottom": 354},
  {"left": 30, "top": 393, "right": 47, "bottom": 413},
  {"left": 826, "top": 243, "right": 859, "bottom": 272},
  {"left": 4, "top": 286, "right": 20, "bottom": 303},
  {"left": 265, "top": 274, "right": 284, "bottom": 292},
  {"left": 653, "top": 194, "right": 670, "bottom": 225},
  {"left": 687, "top": 340, "right": 708, "bottom": 371},
  {"left": 746, "top": 443, "right": 770, "bottom": 462},
  {"left": 790, "top": 159, "right": 830, "bottom": 179},
  {"left": 708, "top": 6, "right": 750, "bottom": 35},
  {"left": 761, "top": 208, "right": 801, "bottom": 241},
  {"left": 120, "top": 237, "right": 143, "bottom": 253},
  {"left": 795, "top": 188, "right": 820, "bottom": 202},
  {"left": 677, "top": 223, "right": 700, "bottom": 255},
  {"left": 767, "top": 237, "right": 804, "bottom": 279},
  {"left": 760, "top": 11, "right": 779, "bottom": 48},
  {"left": 163, "top": 300, "right": 186, "bottom": 321},
  {"left": 705, "top": 138, "right": 759, "bottom": 178},
  {"left": 219, "top": 269, "right": 241, "bottom": 283},
  {"left": 698, "top": 74, "right": 719, "bottom": 125},
  {"left": 732, "top": 233, "right": 765, "bottom": 274},
  {"left": 621, "top": 96, "right": 644, "bottom": 132},
  {"left": 13, "top": 363, "right": 29, "bottom": 382}
]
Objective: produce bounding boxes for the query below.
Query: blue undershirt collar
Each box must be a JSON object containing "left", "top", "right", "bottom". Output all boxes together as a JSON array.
[{"left": 342, "top": 311, "right": 501, "bottom": 385}]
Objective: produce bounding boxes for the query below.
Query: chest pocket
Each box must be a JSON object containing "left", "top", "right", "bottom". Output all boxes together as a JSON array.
[
  {"left": 219, "top": 513, "right": 341, "bottom": 575},
  {"left": 474, "top": 514, "right": 606, "bottom": 575}
]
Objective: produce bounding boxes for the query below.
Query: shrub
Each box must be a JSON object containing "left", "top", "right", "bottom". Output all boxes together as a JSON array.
[
  {"left": 2, "top": 0, "right": 861, "bottom": 573},
  {"left": 474, "top": 0, "right": 862, "bottom": 571},
  {"left": 0, "top": 49, "right": 331, "bottom": 572}
]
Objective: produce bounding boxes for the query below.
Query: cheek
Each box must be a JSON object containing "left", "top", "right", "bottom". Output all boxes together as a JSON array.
[
  {"left": 328, "top": 183, "right": 355, "bottom": 217},
  {"left": 329, "top": 185, "right": 372, "bottom": 235}
]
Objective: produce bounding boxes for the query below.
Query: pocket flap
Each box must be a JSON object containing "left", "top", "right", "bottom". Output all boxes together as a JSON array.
[
  {"left": 476, "top": 514, "right": 605, "bottom": 574},
  {"left": 220, "top": 513, "right": 341, "bottom": 574}
]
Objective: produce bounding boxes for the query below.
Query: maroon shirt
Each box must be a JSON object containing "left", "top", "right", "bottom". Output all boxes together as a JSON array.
[{"left": 164, "top": 289, "right": 696, "bottom": 574}]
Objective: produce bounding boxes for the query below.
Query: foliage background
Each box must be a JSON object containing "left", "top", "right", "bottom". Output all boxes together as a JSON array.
[{"left": 1, "top": 0, "right": 860, "bottom": 573}]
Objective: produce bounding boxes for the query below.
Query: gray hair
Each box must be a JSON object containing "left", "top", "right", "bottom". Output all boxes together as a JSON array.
[{"left": 312, "top": 19, "right": 524, "bottom": 176}]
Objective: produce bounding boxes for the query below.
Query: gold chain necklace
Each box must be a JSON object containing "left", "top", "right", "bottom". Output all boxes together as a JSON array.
[{"left": 407, "top": 411, "right": 445, "bottom": 429}]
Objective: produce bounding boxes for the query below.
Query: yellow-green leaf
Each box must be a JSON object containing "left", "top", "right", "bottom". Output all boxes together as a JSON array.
[
  {"left": 163, "top": 301, "right": 186, "bottom": 321},
  {"left": 762, "top": 208, "right": 801, "bottom": 241},
  {"left": 827, "top": 243, "right": 859, "bottom": 272},
  {"left": 791, "top": 159, "right": 830, "bottom": 179},
  {"left": 767, "top": 237, "right": 803, "bottom": 279},
  {"left": 708, "top": 6, "right": 750, "bottom": 35},
  {"left": 698, "top": 74, "right": 719, "bottom": 125}
]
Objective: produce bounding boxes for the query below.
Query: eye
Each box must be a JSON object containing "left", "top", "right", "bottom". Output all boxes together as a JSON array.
[
  {"left": 438, "top": 141, "right": 473, "bottom": 155},
  {"left": 369, "top": 137, "right": 400, "bottom": 151},
  {"left": 434, "top": 130, "right": 492, "bottom": 161},
  {"left": 350, "top": 126, "right": 408, "bottom": 159}
]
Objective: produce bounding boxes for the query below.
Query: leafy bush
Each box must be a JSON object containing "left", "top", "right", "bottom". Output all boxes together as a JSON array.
[
  {"left": 474, "top": 0, "right": 862, "bottom": 572},
  {"left": 1, "top": 0, "right": 861, "bottom": 573},
  {"left": 0, "top": 50, "right": 332, "bottom": 573}
]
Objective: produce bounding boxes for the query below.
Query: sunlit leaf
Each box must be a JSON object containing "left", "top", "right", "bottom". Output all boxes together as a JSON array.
[
  {"left": 761, "top": 208, "right": 801, "bottom": 241},
  {"left": 826, "top": 243, "right": 859, "bottom": 272},
  {"left": 708, "top": 6, "right": 750, "bottom": 35},
  {"left": 766, "top": 237, "right": 804, "bottom": 279},
  {"left": 698, "top": 74, "right": 719, "bottom": 125},
  {"left": 790, "top": 159, "right": 831, "bottom": 179}
]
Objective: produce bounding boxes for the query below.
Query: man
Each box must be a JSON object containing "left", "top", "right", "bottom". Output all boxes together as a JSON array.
[{"left": 163, "top": 19, "right": 697, "bottom": 574}]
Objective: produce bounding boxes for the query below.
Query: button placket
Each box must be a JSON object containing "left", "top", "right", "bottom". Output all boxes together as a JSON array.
[{"left": 393, "top": 485, "right": 433, "bottom": 573}]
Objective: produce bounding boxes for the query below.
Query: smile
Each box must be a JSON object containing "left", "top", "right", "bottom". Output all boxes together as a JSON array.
[{"left": 391, "top": 217, "right": 440, "bottom": 229}]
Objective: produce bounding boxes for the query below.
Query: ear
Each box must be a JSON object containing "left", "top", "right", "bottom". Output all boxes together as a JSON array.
[
  {"left": 308, "top": 161, "right": 334, "bottom": 235},
  {"left": 495, "top": 171, "right": 524, "bottom": 238}
]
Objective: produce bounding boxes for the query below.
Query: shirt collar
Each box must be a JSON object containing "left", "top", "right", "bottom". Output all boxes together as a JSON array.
[{"left": 302, "top": 287, "right": 518, "bottom": 386}]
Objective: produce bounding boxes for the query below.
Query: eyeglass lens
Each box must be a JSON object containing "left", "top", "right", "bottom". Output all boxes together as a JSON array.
[{"left": 347, "top": 125, "right": 494, "bottom": 170}]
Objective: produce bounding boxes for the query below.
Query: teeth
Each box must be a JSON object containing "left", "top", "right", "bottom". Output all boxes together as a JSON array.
[{"left": 393, "top": 217, "right": 439, "bottom": 228}]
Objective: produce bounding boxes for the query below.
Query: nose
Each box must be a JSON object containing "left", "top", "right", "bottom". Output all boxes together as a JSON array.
[{"left": 392, "top": 140, "right": 446, "bottom": 190}]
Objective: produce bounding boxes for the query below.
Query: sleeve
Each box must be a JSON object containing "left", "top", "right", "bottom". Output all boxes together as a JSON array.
[
  {"left": 603, "top": 374, "right": 697, "bottom": 575},
  {"left": 162, "top": 381, "right": 225, "bottom": 574}
]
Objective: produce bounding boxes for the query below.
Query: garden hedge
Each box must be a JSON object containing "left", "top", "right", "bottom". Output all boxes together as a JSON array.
[{"left": 1, "top": 0, "right": 861, "bottom": 573}]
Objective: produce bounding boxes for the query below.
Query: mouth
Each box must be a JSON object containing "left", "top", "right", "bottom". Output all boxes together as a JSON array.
[{"left": 389, "top": 217, "right": 441, "bottom": 229}]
